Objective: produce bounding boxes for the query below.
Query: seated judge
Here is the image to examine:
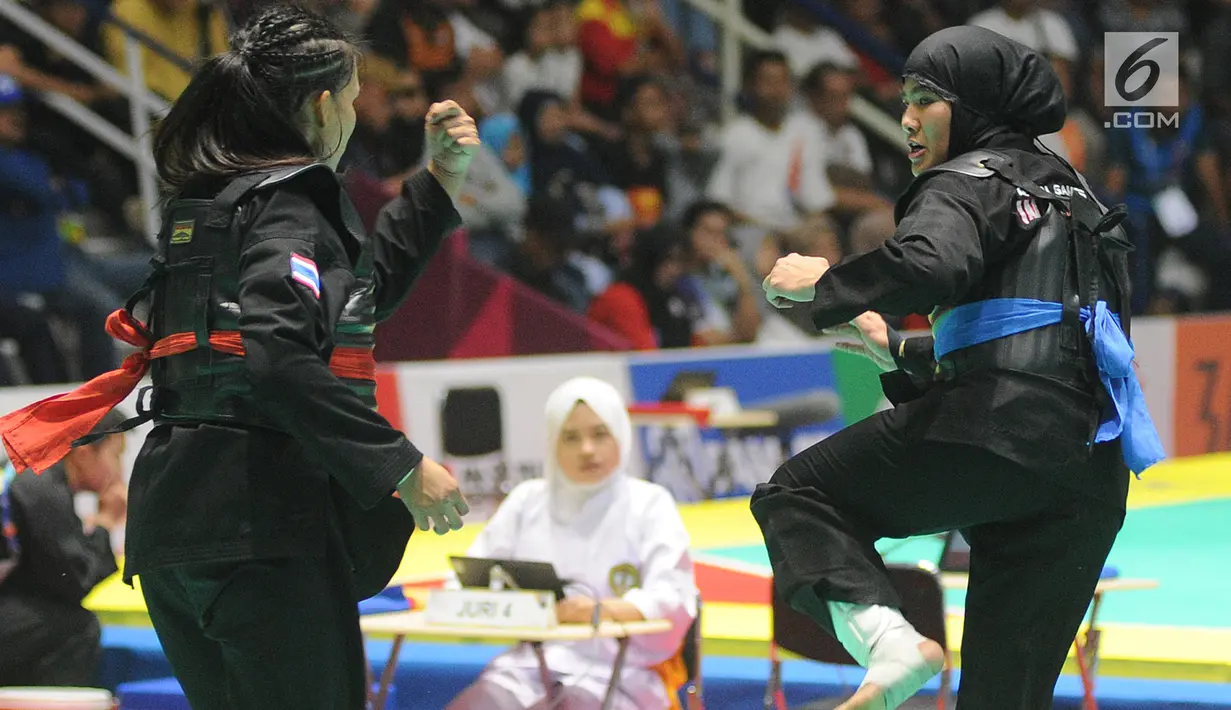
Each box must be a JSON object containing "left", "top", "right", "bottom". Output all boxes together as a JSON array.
[{"left": 447, "top": 376, "right": 697, "bottom": 710}]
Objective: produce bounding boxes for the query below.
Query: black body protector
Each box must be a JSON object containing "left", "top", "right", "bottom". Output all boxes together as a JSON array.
[
  {"left": 121, "top": 165, "right": 409, "bottom": 599},
  {"left": 133, "top": 166, "right": 379, "bottom": 424},
  {"left": 890, "top": 149, "right": 1134, "bottom": 404}
]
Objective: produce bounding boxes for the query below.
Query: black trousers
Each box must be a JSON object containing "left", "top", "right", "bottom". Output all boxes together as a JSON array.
[
  {"left": 751, "top": 404, "right": 1129, "bottom": 710},
  {"left": 0, "top": 594, "right": 101, "bottom": 686},
  {"left": 139, "top": 545, "right": 367, "bottom": 710}
]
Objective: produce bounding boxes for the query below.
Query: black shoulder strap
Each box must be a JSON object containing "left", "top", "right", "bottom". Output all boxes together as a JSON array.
[
  {"left": 203, "top": 171, "right": 285, "bottom": 229},
  {"left": 927, "top": 150, "right": 1062, "bottom": 204}
]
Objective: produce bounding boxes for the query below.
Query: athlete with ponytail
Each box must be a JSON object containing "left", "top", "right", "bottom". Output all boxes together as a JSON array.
[{"left": 0, "top": 6, "right": 478, "bottom": 708}]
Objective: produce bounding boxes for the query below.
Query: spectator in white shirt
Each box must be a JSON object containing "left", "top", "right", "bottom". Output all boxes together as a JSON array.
[
  {"left": 967, "top": 0, "right": 1078, "bottom": 62},
  {"left": 706, "top": 50, "right": 835, "bottom": 261},
  {"left": 503, "top": 1, "right": 583, "bottom": 111},
  {"left": 772, "top": 4, "right": 859, "bottom": 77},
  {"left": 799, "top": 62, "right": 895, "bottom": 257},
  {"left": 801, "top": 62, "right": 874, "bottom": 186}
]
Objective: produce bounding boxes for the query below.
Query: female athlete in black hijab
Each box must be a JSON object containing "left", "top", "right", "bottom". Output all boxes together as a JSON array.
[{"left": 756, "top": 26, "right": 1159, "bottom": 710}]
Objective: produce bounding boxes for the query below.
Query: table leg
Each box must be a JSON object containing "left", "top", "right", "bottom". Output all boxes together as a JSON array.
[
  {"left": 372, "top": 634, "right": 404, "bottom": 710},
  {"left": 1071, "top": 590, "right": 1105, "bottom": 710},
  {"left": 1072, "top": 637, "right": 1098, "bottom": 710},
  {"left": 601, "top": 638, "right": 631, "bottom": 710},
  {"left": 1087, "top": 592, "right": 1105, "bottom": 682},
  {"left": 532, "top": 641, "right": 557, "bottom": 705}
]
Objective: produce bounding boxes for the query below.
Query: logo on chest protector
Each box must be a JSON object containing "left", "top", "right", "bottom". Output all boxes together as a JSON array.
[
  {"left": 608, "top": 563, "right": 641, "bottom": 596},
  {"left": 1014, "top": 196, "right": 1043, "bottom": 227},
  {"left": 170, "top": 219, "right": 195, "bottom": 244}
]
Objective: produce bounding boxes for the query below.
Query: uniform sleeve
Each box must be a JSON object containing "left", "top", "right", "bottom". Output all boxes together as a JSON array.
[
  {"left": 809, "top": 175, "right": 988, "bottom": 331},
  {"left": 369, "top": 170, "right": 464, "bottom": 321},
  {"left": 621, "top": 487, "right": 698, "bottom": 664},
  {"left": 236, "top": 191, "right": 422, "bottom": 509},
  {"left": 10, "top": 474, "right": 117, "bottom": 605}
]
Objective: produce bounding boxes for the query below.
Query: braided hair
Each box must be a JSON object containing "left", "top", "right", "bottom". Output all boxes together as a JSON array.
[{"left": 153, "top": 3, "right": 360, "bottom": 196}]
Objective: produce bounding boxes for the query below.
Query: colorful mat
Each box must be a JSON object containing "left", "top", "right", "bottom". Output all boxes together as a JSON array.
[{"left": 86, "top": 453, "right": 1231, "bottom": 683}]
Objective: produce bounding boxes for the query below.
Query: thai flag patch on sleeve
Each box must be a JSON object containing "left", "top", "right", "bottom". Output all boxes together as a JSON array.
[{"left": 290, "top": 253, "right": 321, "bottom": 299}]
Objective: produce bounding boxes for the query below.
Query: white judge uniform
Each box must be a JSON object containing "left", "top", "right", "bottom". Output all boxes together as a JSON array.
[{"left": 447, "top": 377, "right": 698, "bottom": 710}]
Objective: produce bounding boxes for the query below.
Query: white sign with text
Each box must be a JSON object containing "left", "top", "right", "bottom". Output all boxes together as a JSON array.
[{"left": 425, "top": 588, "right": 559, "bottom": 629}]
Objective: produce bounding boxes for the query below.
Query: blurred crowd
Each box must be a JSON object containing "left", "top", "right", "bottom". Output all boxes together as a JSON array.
[{"left": 3, "top": 0, "right": 1231, "bottom": 384}]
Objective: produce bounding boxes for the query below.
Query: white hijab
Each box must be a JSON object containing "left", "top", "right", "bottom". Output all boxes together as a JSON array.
[{"left": 543, "top": 377, "right": 633, "bottom": 527}]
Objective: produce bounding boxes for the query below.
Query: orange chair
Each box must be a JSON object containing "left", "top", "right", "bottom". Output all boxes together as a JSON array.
[{"left": 764, "top": 564, "right": 953, "bottom": 710}]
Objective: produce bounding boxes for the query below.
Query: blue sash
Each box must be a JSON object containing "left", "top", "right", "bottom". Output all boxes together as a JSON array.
[{"left": 932, "top": 298, "right": 1165, "bottom": 474}]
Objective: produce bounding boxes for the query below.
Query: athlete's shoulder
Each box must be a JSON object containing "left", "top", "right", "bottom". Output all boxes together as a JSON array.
[
  {"left": 250, "top": 163, "right": 340, "bottom": 192},
  {"left": 896, "top": 165, "right": 989, "bottom": 218},
  {"left": 237, "top": 165, "right": 348, "bottom": 240}
]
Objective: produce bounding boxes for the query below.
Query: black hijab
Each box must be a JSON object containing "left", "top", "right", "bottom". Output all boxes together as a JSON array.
[{"left": 902, "top": 26, "right": 1067, "bottom": 156}]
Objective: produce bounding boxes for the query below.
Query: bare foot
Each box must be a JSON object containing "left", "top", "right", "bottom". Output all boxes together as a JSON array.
[{"left": 834, "top": 639, "right": 946, "bottom": 710}]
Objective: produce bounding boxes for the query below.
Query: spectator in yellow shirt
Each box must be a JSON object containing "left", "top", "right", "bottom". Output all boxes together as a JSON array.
[{"left": 103, "top": 0, "right": 228, "bottom": 101}]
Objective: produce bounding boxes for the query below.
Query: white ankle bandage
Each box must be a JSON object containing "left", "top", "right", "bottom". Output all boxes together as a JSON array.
[{"left": 829, "top": 602, "right": 942, "bottom": 709}]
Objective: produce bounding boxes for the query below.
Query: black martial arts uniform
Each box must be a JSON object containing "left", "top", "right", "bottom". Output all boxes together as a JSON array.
[
  {"left": 752, "top": 28, "right": 1138, "bottom": 709},
  {"left": 121, "top": 166, "right": 460, "bottom": 710},
  {"left": 0, "top": 464, "right": 117, "bottom": 686}
]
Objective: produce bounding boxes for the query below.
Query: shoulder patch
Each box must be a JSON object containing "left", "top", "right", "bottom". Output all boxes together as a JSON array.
[
  {"left": 1014, "top": 196, "right": 1043, "bottom": 226},
  {"left": 290, "top": 253, "right": 321, "bottom": 299},
  {"left": 170, "top": 219, "right": 195, "bottom": 244}
]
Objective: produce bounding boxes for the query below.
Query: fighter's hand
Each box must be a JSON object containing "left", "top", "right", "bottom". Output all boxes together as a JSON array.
[
  {"left": 425, "top": 100, "right": 480, "bottom": 198},
  {"left": 762, "top": 253, "right": 829, "bottom": 308},
  {"left": 825, "top": 311, "right": 896, "bottom": 372},
  {"left": 396, "top": 456, "right": 470, "bottom": 535}
]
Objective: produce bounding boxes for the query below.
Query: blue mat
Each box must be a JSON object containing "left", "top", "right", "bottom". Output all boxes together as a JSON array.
[
  {"left": 100, "top": 627, "right": 1231, "bottom": 709},
  {"left": 115, "top": 675, "right": 398, "bottom": 709}
]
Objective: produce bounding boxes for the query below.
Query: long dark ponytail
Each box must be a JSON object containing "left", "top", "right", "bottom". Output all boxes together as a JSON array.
[{"left": 153, "top": 4, "right": 360, "bottom": 196}]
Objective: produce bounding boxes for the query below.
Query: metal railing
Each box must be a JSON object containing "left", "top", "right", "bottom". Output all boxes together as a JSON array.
[
  {"left": 677, "top": 0, "right": 904, "bottom": 151},
  {"left": 0, "top": 0, "right": 172, "bottom": 243}
]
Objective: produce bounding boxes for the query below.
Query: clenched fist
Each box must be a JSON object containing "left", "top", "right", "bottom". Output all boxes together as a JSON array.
[
  {"left": 425, "top": 100, "right": 480, "bottom": 198},
  {"left": 762, "top": 253, "right": 830, "bottom": 308}
]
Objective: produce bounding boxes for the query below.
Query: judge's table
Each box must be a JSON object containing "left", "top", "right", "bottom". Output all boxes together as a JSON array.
[{"left": 359, "top": 610, "right": 673, "bottom": 710}]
